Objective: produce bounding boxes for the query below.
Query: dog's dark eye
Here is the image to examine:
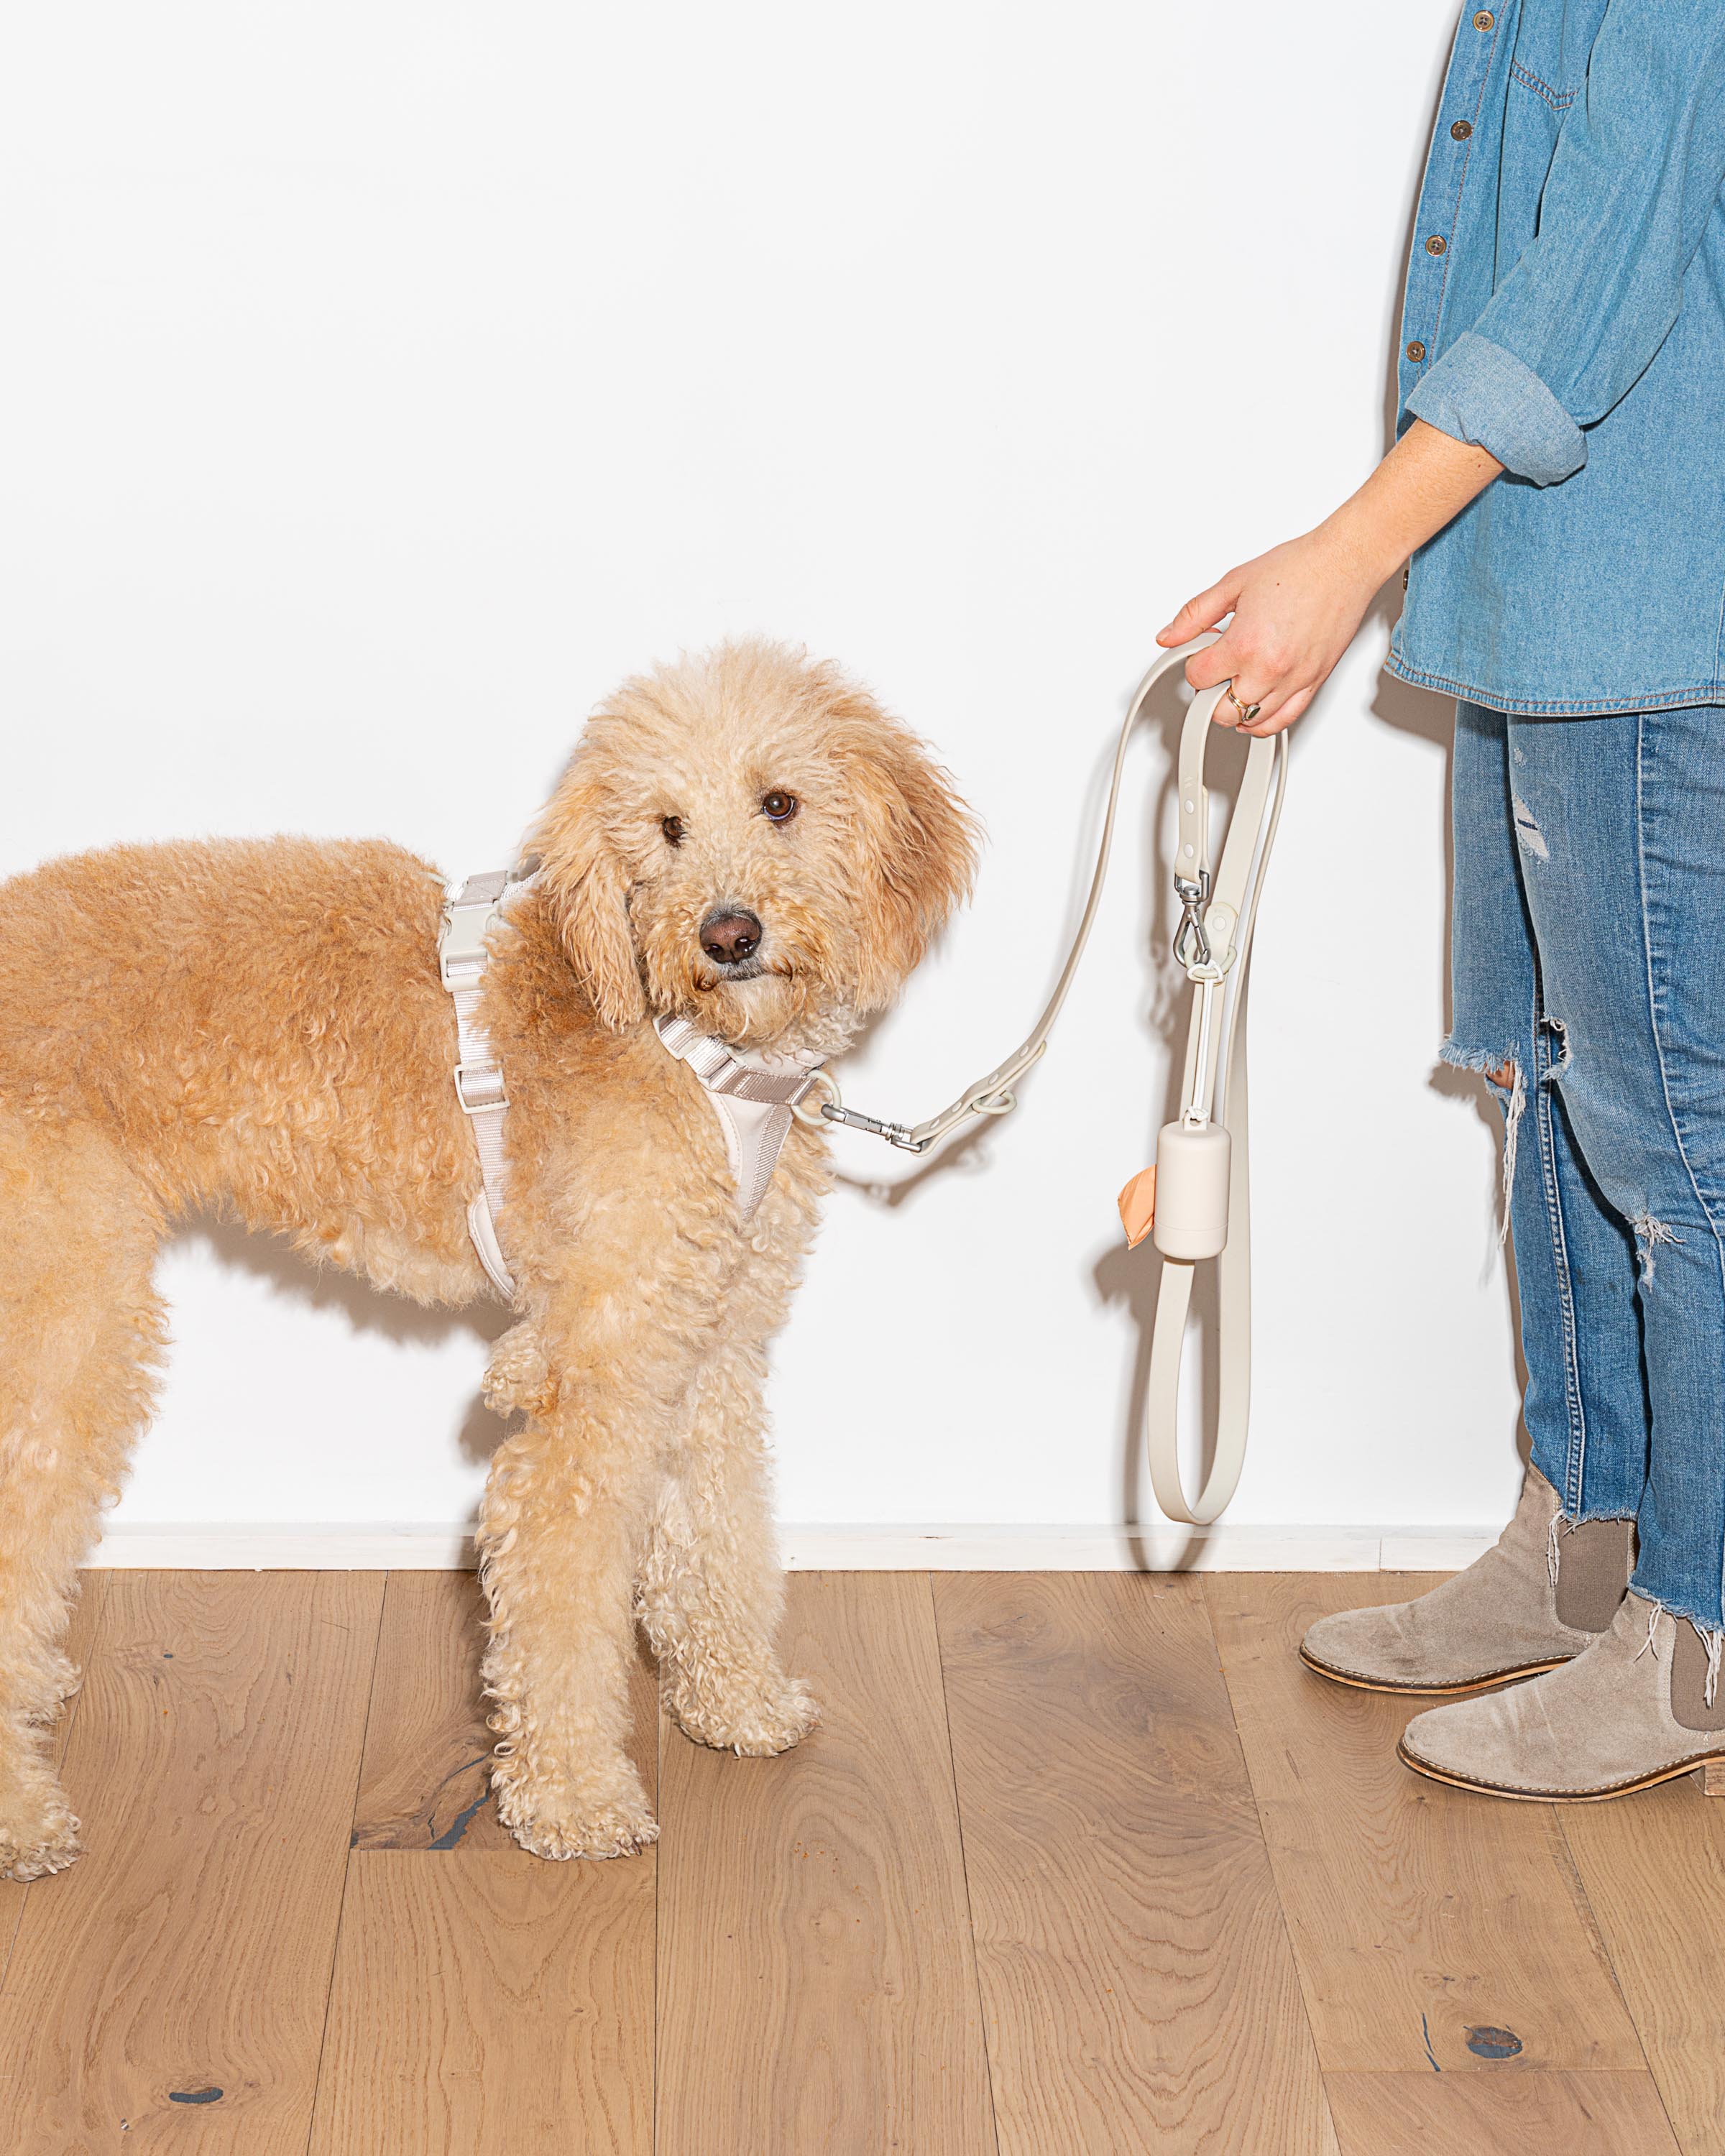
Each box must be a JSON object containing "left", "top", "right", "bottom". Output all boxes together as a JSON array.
[
  {"left": 661, "top": 815, "right": 685, "bottom": 847},
  {"left": 761, "top": 791, "right": 798, "bottom": 824}
]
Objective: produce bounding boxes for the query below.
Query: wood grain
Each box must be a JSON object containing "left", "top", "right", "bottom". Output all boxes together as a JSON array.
[
  {"left": 1325, "top": 2070, "right": 1681, "bottom": 2155},
  {"left": 1560, "top": 1783, "right": 1725, "bottom": 2155},
  {"left": 935, "top": 1571, "right": 1333, "bottom": 2155},
  {"left": 308, "top": 1598, "right": 658, "bottom": 2155},
  {"left": 0, "top": 1570, "right": 111, "bottom": 1990},
  {"left": 654, "top": 1571, "right": 993, "bottom": 2156},
  {"left": 309, "top": 1851, "right": 656, "bottom": 2156},
  {"left": 1203, "top": 1574, "right": 1644, "bottom": 2075},
  {"left": 350, "top": 1570, "right": 510, "bottom": 1851},
  {"left": 0, "top": 1569, "right": 383, "bottom": 2154}
]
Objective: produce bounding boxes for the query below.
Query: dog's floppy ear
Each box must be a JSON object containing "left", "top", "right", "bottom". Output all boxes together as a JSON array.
[
  {"left": 531, "top": 760, "right": 647, "bottom": 1030},
  {"left": 839, "top": 708, "right": 980, "bottom": 1013}
]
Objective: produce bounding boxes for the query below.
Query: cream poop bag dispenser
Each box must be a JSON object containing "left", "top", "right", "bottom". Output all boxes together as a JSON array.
[{"left": 806, "top": 632, "right": 1288, "bottom": 1526}]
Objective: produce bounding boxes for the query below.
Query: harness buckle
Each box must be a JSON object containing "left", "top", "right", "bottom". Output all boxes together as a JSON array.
[
  {"left": 454, "top": 1061, "right": 508, "bottom": 1114},
  {"left": 440, "top": 897, "right": 503, "bottom": 990},
  {"left": 1172, "top": 870, "right": 1213, "bottom": 971}
]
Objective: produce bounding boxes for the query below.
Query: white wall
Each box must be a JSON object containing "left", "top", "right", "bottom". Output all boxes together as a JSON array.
[{"left": 1, "top": 0, "right": 1525, "bottom": 1545}]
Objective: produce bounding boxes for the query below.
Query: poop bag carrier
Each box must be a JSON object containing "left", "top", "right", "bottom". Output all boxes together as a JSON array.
[{"left": 811, "top": 633, "right": 1287, "bottom": 1525}]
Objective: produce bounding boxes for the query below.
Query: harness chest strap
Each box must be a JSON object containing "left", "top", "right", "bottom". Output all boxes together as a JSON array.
[
  {"left": 651, "top": 1013, "right": 827, "bottom": 1217},
  {"left": 437, "top": 875, "right": 825, "bottom": 1299},
  {"left": 440, "top": 872, "right": 517, "bottom": 1296}
]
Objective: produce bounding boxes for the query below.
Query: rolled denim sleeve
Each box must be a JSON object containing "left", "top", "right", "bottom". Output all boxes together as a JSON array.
[
  {"left": 1409, "top": 331, "right": 1588, "bottom": 484},
  {"left": 1409, "top": 0, "right": 1725, "bottom": 487}
]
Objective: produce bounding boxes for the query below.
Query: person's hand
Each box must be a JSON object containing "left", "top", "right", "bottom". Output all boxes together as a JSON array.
[
  {"left": 1156, "top": 523, "right": 1387, "bottom": 737},
  {"left": 1154, "top": 420, "right": 1504, "bottom": 736}
]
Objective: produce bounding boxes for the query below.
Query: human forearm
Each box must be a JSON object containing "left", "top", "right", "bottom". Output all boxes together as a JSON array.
[{"left": 1325, "top": 420, "right": 1503, "bottom": 584}]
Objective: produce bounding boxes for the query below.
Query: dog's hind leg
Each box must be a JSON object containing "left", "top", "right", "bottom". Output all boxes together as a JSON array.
[
  {"left": 0, "top": 1116, "right": 165, "bottom": 1879},
  {"left": 638, "top": 1337, "right": 819, "bottom": 1758}
]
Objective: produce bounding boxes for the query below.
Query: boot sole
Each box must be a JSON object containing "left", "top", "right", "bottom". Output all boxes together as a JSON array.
[
  {"left": 1397, "top": 1741, "right": 1725, "bottom": 1802},
  {"left": 1299, "top": 1647, "right": 1568, "bottom": 1697}
]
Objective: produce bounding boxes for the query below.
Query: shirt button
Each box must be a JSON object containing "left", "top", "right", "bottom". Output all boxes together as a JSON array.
[
  {"left": 1407, "top": 341, "right": 1427, "bottom": 362},
  {"left": 1451, "top": 119, "right": 1473, "bottom": 140},
  {"left": 1473, "top": 10, "right": 1494, "bottom": 29},
  {"left": 1425, "top": 235, "right": 1448, "bottom": 255}
]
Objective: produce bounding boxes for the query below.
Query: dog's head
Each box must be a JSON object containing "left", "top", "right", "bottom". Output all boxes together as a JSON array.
[{"left": 531, "top": 640, "right": 978, "bottom": 1050}]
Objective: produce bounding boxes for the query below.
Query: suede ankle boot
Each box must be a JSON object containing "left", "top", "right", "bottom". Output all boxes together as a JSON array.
[
  {"left": 1399, "top": 1592, "right": 1725, "bottom": 1800},
  {"left": 1300, "top": 1464, "right": 1634, "bottom": 1696}
]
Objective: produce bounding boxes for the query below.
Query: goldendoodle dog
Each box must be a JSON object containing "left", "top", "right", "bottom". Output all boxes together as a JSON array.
[{"left": 0, "top": 640, "right": 976, "bottom": 1874}]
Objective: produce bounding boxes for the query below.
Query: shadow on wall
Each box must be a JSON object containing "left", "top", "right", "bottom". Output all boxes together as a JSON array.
[{"left": 181, "top": 1218, "right": 519, "bottom": 1468}]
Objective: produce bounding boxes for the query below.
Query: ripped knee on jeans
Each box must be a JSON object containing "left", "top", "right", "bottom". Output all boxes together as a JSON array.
[
  {"left": 1631, "top": 1211, "right": 1681, "bottom": 1282},
  {"left": 1440, "top": 1038, "right": 1526, "bottom": 1241}
]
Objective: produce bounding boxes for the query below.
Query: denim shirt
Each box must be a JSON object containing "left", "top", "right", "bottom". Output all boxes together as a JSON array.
[{"left": 1387, "top": 0, "right": 1725, "bottom": 715}]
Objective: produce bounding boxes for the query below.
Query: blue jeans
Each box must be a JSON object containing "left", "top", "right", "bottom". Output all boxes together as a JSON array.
[{"left": 1449, "top": 701, "right": 1725, "bottom": 1633}]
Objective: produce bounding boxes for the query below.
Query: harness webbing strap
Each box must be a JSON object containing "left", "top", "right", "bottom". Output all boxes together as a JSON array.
[{"left": 440, "top": 872, "right": 517, "bottom": 1298}]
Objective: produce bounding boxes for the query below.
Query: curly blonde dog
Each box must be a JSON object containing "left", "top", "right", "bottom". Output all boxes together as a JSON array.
[{"left": 0, "top": 640, "right": 976, "bottom": 1874}]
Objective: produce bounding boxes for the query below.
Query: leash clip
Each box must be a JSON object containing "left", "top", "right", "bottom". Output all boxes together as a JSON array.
[
  {"left": 1172, "top": 869, "right": 1213, "bottom": 971},
  {"left": 819, "top": 1101, "right": 927, "bottom": 1152}
]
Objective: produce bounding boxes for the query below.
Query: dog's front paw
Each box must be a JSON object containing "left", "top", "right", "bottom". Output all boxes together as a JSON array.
[
  {"left": 0, "top": 1774, "right": 82, "bottom": 1881},
  {"left": 668, "top": 1672, "right": 822, "bottom": 1757},
  {"left": 24, "top": 1651, "right": 81, "bottom": 1725},
  {"left": 495, "top": 1764, "right": 659, "bottom": 1862},
  {"left": 506, "top": 1797, "right": 660, "bottom": 1863}
]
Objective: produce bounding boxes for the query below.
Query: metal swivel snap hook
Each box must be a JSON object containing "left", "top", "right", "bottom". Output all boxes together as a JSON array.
[
  {"left": 793, "top": 1069, "right": 929, "bottom": 1150},
  {"left": 1172, "top": 869, "right": 1213, "bottom": 971}
]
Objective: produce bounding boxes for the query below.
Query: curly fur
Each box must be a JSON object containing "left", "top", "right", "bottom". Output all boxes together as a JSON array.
[{"left": 0, "top": 639, "right": 976, "bottom": 1871}]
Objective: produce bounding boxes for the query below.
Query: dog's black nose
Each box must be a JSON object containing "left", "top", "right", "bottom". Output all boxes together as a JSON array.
[{"left": 699, "top": 909, "right": 762, "bottom": 964}]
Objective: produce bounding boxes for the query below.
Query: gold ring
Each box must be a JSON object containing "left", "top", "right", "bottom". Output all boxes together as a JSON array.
[{"left": 1225, "top": 685, "right": 1262, "bottom": 724}]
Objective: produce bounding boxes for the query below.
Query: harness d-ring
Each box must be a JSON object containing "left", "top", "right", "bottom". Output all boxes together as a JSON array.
[{"left": 791, "top": 1068, "right": 842, "bottom": 1130}]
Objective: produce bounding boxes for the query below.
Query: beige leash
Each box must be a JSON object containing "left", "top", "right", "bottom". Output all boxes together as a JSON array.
[{"left": 810, "top": 635, "right": 1289, "bottom": 1523}]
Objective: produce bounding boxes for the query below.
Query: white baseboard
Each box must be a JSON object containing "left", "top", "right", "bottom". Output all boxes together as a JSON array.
[{"left": 86, "top": 1521, "right": 1499, "bottom": 1572}]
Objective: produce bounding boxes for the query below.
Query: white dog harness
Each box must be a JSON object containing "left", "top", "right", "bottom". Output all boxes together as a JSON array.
[{"left": 438, "top": 872, "right": 825, "bottom": 1299}]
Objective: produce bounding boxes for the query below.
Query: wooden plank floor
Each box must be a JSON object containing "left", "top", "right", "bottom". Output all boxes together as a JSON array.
[
  {"left": 4, "top": 1569, "right": 1721, "bottom": 2153},
  {"left": 934, "top": 1573, "right": 1330, "bottom": 2154},
  {"left": 656, "top": 1573, "right": 993, "bottom": 2156}
]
